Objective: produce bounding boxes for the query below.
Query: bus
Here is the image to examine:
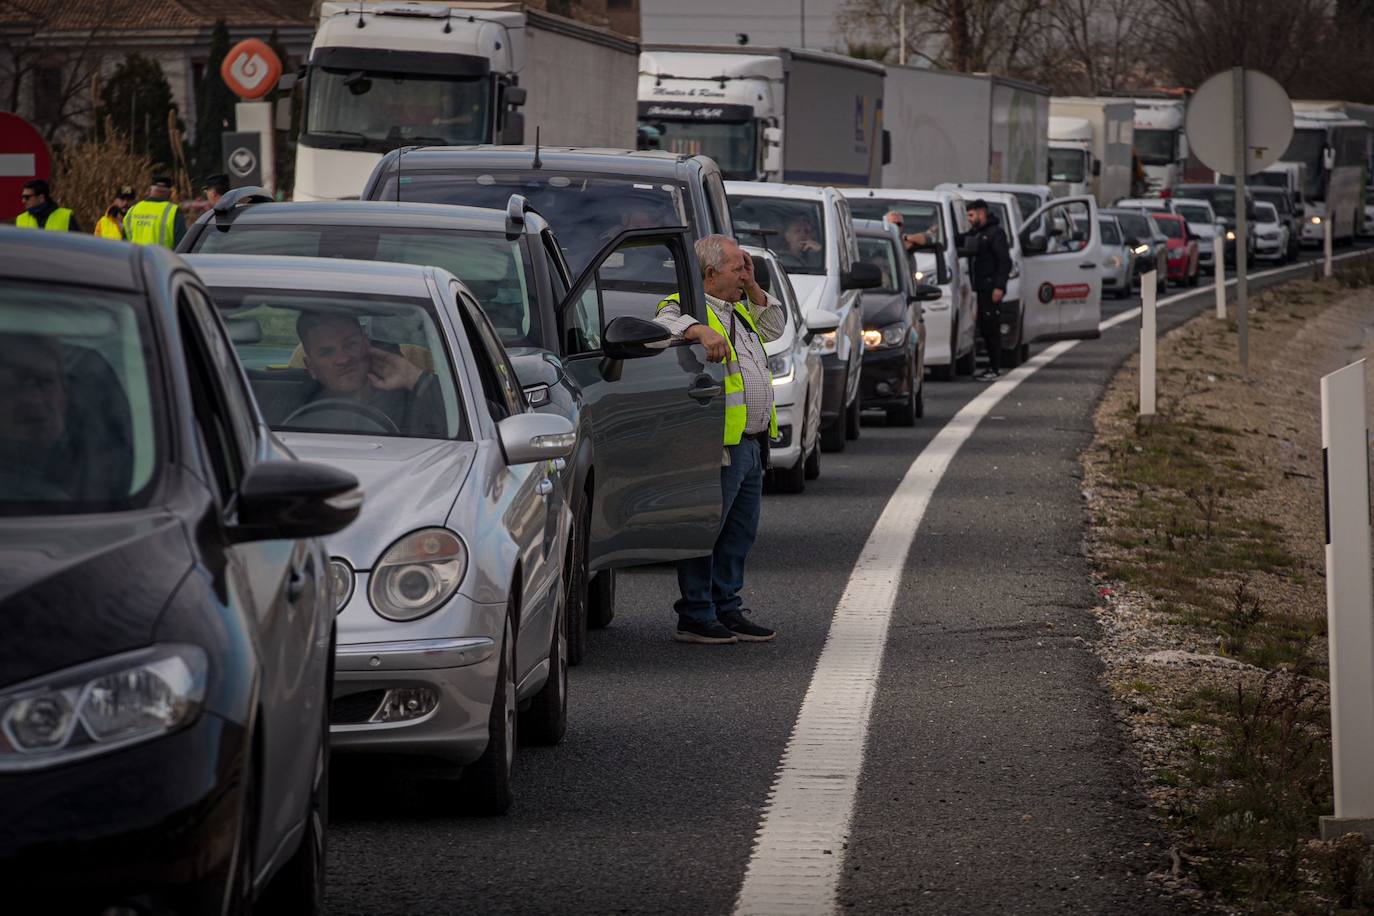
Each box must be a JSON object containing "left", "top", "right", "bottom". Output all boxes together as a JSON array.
[{"left": 1279, "top": 111, "right": 1369, "bottom": 244}]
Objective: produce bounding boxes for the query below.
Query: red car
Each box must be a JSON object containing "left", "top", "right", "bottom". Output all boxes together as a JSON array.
[{"left": 1151, "top": 212, "right": 1200, "bottom": 286}]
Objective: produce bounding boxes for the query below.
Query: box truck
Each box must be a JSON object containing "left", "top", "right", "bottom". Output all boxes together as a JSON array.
[
  {"left": 1128, "top": 97, "right": 1188, "bottom": 195},
  {"left": 293, "top": 1, "right": 639, "bottom": 201},
  {"left": 637, "top": 45, "right": 886, "bottom": 186},
  {"left": 879, "top": 67, "right": 1048, "bottom": 191},
  {"left": 1049, "top": 98, "right": 1134, "bottom": 206}
]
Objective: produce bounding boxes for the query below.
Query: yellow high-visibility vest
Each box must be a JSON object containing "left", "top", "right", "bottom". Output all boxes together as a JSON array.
[
  {"left": 94, "top": 214, "right": 124, "bottom": 240},
  {"left": 15, "top": 208, "right": 73, "bottom": 231},
  {"left": 657, "top": 293, "right": 777, "bottom": 446},
  {"left": 124, "top": 199, "right": 178, "bottom": 248}
]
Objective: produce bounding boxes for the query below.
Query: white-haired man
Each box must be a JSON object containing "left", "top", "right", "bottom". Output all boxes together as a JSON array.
[{"left": 654, "top": 234, "right": 786, "bottom": 645}]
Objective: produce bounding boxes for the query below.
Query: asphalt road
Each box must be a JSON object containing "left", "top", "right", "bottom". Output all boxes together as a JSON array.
[{"left": 326, "top": 245, "right": 1369, "bottom": 915}]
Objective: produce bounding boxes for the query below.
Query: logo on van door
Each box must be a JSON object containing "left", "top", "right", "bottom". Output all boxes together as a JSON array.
[{"left": 1040, "top": 282, "right": 1091, "bottom": 303}]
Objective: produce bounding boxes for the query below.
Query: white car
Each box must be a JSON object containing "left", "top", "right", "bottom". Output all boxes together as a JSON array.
[
  {"left": 937, "top": 182, "right": 1052, "bottom": 228},
  {"left": 1113, "top": 197, "right": 1173, "bottom": 212},
  {"left": 742, "top": 245, "right": 836, "bottom": 494},
  {"left": 843, "top": 187, "right": 978, "bottom": 380},
  {"left": 1252, "top": 201, "right": 1288, "bottom": 261},
  {"left": 727, "top": 182, "right": 876, "bottom": 452},
  {"left": 1170, "top": 198, "right": 1223, "bottom": 274}
]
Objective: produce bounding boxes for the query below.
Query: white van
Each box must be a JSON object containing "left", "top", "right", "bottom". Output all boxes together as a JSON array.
[
  {"left": 1017, "top": 196, "right": 1105, "bottom": 342},
  {"left": 727, "top": 182, "right": 877, "bottom": 451},
  {"left": 937, "top": 182, "right": 1053, "bottom": 229},
  {"left": 843, "top": 188, "right": 977, "bottom": 380},
  {"left": 965, "top": 190, "right": 1033, "bottom": 365}
]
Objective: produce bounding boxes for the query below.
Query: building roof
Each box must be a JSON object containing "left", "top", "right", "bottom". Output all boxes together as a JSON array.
[{"left": 0, "top": 0, "right": 314, "bottom": 32}]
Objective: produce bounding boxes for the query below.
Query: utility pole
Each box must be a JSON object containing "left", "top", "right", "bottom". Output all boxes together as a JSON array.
[
  {"left": 1231, "top": 66, "right": 1249, "bottom": 376},
  {"left": 899, "top": 4, "right": 907, "bottom": 65},
  {"left": 800, "top": 0, "right": 806, "bottom": 49}
]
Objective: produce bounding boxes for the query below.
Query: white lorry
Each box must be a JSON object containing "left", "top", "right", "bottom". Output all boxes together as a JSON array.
[
  {"left": 637, "top": 45, "right": 887, "bottom": 186},
  {"left": 1127, "top": 97, "right": 1188, "bottom": 195},
  {"left": 293, "top": 1, "right": 639, "bottom": 201},
  {"left": 1048, "top": 98, "right": 1134, "bottom": 207},
  {"left": 880, "top": 67, "right": 1048, "bottom": 191}
]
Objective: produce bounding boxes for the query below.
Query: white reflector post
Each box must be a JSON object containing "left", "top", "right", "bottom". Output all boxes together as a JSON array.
[
  {"left": 1320, "top": 359, "right": 1374, "bottom": 841},
  {"left": 1140, "top": 271, "right": 1157, "bottom": 418},
  {"left": 1214, "top": 235, "right": 1226, "bottom": 319},
  {"left": 1325, "top": 218, "right": 1334, "bottom": 279}
]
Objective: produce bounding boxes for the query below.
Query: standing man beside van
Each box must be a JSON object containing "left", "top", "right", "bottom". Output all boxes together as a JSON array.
[
  {"left": 124, "top": 176, "right": 186, "bottom": 249},
  {"left": 654, "top": 234, "right": 784, "bottom": 646}
]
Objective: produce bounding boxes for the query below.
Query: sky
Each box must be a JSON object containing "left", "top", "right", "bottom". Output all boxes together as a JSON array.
[{"left": 640, "top": 0, "right": 852, "bottom": 51}]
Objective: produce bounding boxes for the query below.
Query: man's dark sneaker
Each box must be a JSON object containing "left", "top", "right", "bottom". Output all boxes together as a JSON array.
[
  {"left": 719, "top": 610, "right": 776, "bottom": 642},
  {"left": 977, "top": 369, "right": 1000, "bottom": 382},
  {"left": 674, "top": 618, "right": 738, "bottom": 644}
]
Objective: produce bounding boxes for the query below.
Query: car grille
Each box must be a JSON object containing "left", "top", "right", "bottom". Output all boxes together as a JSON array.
[{"left": 333, "top": 689, "right": 387, "bottom": 724}]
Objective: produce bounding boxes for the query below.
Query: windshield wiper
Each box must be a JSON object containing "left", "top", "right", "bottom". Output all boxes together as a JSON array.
[{"left": 309, "top": 129, "right": 370, "bottom": 149}]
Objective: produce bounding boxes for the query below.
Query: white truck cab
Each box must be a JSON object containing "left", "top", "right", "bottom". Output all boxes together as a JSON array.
[
  {"left": 1131, "top": 99, "right": 1188, "bottom": 195},
  {"left": 1048, "top": 116, "right": 1096, "bottom": 199}
]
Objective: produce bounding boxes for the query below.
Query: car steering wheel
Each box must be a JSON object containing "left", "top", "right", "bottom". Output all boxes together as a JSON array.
[{"left": 282, "top": 398, "right": 400, "bottom": 434}]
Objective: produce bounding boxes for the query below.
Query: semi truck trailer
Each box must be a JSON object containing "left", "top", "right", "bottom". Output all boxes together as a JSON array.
[{"left": 1049, "top": 98, "right": 1134, "bottom": 206}]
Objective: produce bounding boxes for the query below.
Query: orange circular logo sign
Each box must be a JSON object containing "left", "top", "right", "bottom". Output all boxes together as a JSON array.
[{"left": 221, "top": 39, "right": 282, "bottom": 101}]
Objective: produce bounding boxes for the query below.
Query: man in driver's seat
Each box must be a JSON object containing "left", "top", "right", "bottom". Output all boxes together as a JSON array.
[{"left": 297, "top": 312, "right": 445, "bottom": 436}]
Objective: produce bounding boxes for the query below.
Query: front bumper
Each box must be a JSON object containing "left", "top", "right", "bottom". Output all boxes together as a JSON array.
[
  {"left": 0, "top": 712, "right": 247, "bottom": 913},
  {"left": 1166, "top": 256, "right": 1190, "bottom": 280},
  {"left": 1255, "top": 235, "right": 1284, "bottom": 258},
  {"left": 860, "top": 346, "right": 912, "bottom": 408},
  {"left": 1300, "top": 220, "right": 1325, "bottom": 243},
  {"left": 769, "top": 399, "right": 802, "bottom": 470}
]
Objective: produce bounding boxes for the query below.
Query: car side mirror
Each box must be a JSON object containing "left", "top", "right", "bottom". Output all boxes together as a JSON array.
[
  {"left": 498, "top": 412, "right": 576, "bottom": 465},
  {"left": 1021, "top": 235, "right": 1048, "bottom": 256},
  {"left": 231, "top": 460, "right": 362, "bottom": 543},
  {"left": 805, "top": 308, "right": 841, "bottom": 335},
  {"left": 841, "top": 261, "right": 882, "bottom": 291},
  {"left": 510, "top": 351, "right": 560, "bottom": 408},
  {"left": 602, "top": 315, "right": 670, "bottom": 360},
  {"left": 912, "top": 283, "right": 943, "bottom": 302}
]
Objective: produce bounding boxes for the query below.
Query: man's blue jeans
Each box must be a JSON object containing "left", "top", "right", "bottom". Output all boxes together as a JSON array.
[{"left": 674, "top": 437, "right": 764, "bottom": 623}]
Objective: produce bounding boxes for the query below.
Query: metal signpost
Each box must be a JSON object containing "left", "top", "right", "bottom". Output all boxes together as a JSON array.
[{"left": 1185, "top": 68, "right": 1293, "bottom": 375}]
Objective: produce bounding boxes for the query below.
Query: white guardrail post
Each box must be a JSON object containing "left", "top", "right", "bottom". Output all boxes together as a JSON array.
[
  {"left": 1319, "top": 359, "right": 1374, "bottom": 842},
  {"left": 1140, "top": 270, "right": 1157, "bottom": 418},
  {"left": 1326, "top": 218, "right": 1335, "bottom": 279},
  {"left": 1214, "top": 236, "right": 1226, "bottom": 319}
]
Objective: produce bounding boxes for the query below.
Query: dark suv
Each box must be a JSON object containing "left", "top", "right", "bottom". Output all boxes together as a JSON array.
[
  {"left": 359, "top": 145, "right": 735, "bottom": 273},
  {"left": 180, "top": 191, "right": 727, "bottom": 664}
]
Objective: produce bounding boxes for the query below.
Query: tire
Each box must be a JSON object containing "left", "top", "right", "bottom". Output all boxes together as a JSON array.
[
  {"left": 773, "top": 450, "right": 806, "bottom": 493},
  {"left": 844, "top": 396, "right": 861, "bottom": 440},
  {"left": 930, "top": 361, "right": 954, "bottom": 382},
  {"left": 1019, "top": 342, "right": 1029, "bottom": 363},
  {"left": 886, "top": 363, "right": 918, "bottom": 427},
  {"left": 804, "top": 437, "right": 821, "bottom": 479},
  {"left": 819, "top": 415, "right": 846, "bottom": 452},
  {"left": 259, "top": 630, "right": 331, "bottom": 914},
  {"left": 955, "top": 343, "right": 976, "bottom": 376},
  {"left": 460, "top": 610, "right": 516, "bottom": 816},
  {"left": 586, "top": 569, "right": 615, "bottom": 630},
  {"left": 520, "top": 585, "right": 567, "bottom": 746},
  {"left": 565, "top": 499, "right": 590, "bottom": 666}
]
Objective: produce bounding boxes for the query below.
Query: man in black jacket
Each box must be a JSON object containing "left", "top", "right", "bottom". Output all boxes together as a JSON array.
[{"left": 959, "top": 200, "right": 1012, "bottom": 380}]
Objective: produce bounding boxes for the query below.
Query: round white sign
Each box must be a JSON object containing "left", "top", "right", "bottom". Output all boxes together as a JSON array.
[{"left": 1185, "top": 68, "right": 1293, "bottom": 176}]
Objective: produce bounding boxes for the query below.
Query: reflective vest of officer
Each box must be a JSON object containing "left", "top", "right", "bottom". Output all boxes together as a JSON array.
[
  {"left": 657, "top": 294, "right": 778, "bottom": 446},
  {"left": 15, "top": 208, "right": 73, "bottom": 231},
  {"left": 94, "top": 214, "right": 124, "bottom": 240},
  {"left": 124, "top": 199, "right": 178, "bottom": 248}
]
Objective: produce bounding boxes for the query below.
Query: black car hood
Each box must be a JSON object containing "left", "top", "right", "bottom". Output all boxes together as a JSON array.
[
  {"left": 0, "top": 510, "right": 192, "bottom": 688},
  {"left": 861, "top": 291, "right": 909, "bottom": 329}
]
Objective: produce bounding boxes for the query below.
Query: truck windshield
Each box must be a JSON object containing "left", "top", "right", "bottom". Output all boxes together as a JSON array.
[
  {"left": 1049, "top": 148, "right": 1086, "bottom": 184},
  {"left": 193, "top": 225, "right": 539, "bottom": 349},
  {"left": 1133, "top": 129, "right": 1176, "bottom": 166},
  {"left": 382, "top": 172, "right": 687, "bottom": 276},
  {"left": 640, "top": 119, "right": 757, "bottom": 180},
  {"left": 728, "top": 196, "right": 827, "bottom": 275},
  {"left": 1281, "top": 129, "right": 1328, "bottom": 200},
  {"left": 305, "top": 67, "right": 490, "bottom": 151}
]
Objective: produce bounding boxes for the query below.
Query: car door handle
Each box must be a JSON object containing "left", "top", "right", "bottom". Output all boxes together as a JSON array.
[
  {"left": 1079, "top": 262, "right": 1097, "bottom": 269},
  {"left": 688, "top": 376, "right": 723, "bottom": 401},
  {"left": 537, "top": 479, "right": 554, "bottom": 497}
]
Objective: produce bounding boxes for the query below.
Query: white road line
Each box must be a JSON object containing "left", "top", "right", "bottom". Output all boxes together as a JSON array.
[{"left": 733, "top": 250, "right": 1372, "bottom": 916}]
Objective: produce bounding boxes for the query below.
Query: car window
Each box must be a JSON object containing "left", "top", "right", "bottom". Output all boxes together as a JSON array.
[
  {"left": 986, "top": 202, "right": 1016, "bottom": 244},
  {"left": 178, "top": 288, "right": 247, "bottom": 499},
  {"left": 452, "top": 282, "right": 523, "bottom": 420},
  {"left": 729, "top": 195, "right": 827, "bottom": 275},
  {"left": 181, "top": 282, "right": 257, "bottom": 457},
  {"left": 857, "top": 236, "right": 901, "bottom": 293},
  {"left": 0, "top": 282, "right": 160, "bottom": 515},
  {"left": 1013, "top": 192, "right": 1042, "bottom": 220},
  {"left": 1099, "top": 219, "right": 1122, "bottom": 245},
  {"left": 208, "top": 286, "right": 466, "bottom": 440},
  {"left": 1174, "top": 204, "right": 1211, "bottom": 224},
  {"left": 1152, "top": 216, "right": 1184, "bottom": 239},
  {"left": 194, "top": 224, "right": 540, "bottom": 349},
  {"left": 704, "top": 170, "right": 735, "bottom": 236},
  {"left": 1255, "top": 202, "right": 1278, "bottom": 222},
  {"left": 380, "top": 171, "right": 689, "bottom": 277}
]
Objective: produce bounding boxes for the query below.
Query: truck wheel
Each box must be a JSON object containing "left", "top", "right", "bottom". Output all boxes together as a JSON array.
[
  {"left": 587, "top": 569, "right": 615, "bottom": 630},
  {"left": 844, "top": 397, "right": 861, "bottom": 440}
]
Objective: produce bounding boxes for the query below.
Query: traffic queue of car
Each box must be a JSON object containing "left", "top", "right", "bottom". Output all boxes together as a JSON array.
[{"left": 0, "top": 145, "right": 1115, "bottom": 912}]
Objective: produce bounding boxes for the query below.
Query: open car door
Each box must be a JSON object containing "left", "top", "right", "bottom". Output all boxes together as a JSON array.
[
  {"left": 557, "top": 226, "right": 726, "bottom": 568},
  {"left": 1019, "top": 196, "right": 1103, "bottom": 341}
]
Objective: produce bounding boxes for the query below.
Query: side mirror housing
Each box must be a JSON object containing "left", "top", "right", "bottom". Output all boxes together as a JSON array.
[
  {"left": 510, "top": 350, "right": 560, "bottom": 408},
  {"left": 602, "top": 315, "right": 670, "bottom": 360},
  {"left": 231, "top": 460, "right": 362, "bottom": 543},
  {"left": 912, "top": 283, "right": 943, "bottom": 302},
  {"left": 805, "top": 308, "right": 841, "bottom": 334},
  {"left": 841, "top": 261, "right": 882, "bottom": 291},
  {"left": 498, "top": 412, "right": 576, "bottom": 465}
]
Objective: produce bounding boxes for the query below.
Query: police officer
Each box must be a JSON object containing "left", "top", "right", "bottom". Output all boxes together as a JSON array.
[
  {"left": 653, "top": 234, "right": 785, "bottom": 645},
  {"left": 93, "top": 186, "right": 135, "bottom": 240},
  {"left": 15, "top": 180, "right": 79, "bottom": 232},
  {"left": 124, "top": 176, "right": 186, "bottom": 249},
  {"left": 202, "top": 174, "right": 230, "bottom": 207}
]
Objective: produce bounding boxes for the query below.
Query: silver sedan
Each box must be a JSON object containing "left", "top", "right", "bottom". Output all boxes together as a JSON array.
[{"left": 187, "top": 254, "right": 575, "bottom": 815}]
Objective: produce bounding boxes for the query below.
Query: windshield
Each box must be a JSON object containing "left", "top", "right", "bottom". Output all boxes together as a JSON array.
[
  {"left": 729, "top": 196, "right": 827, "bottom": 275},
  {"left": 848, "top": 198, "right": 946, "bottom": 246},
  {"left": 1282, "top": 129, "right": 1327, "bottom": 200},
  {"left": 638, "top": 119, "right": 756, "bottom": 180},
  {"left": 1250, "top": 188, "right": 1291, "bottom": 216},
  {"left": 1099, "top": 218, "right": 1122, "bottom": 245},
  {"left": 1248, "top": 172, "right": 1291, "bottom": 189},
  {"left": 1178, "top": 188, "right": 1238, "bottom": 218},
  {"left": 1113, "top": 212, "right": 1152, "bottom": 240},
  {"left": 305, "top": 67, "right": 489, "bottom": 151},
  {"left": 208, "top": 287, "right": 465, "bottom": 440},
  {"left": 0, "top": 283, "right": 159, "bottom": 515},
  {"left": 1134, "top": 128, "right": 1177, "bottom": 166},
  {"left": 856, "top": 236, "right": 901, "bottom": 293},
  {"left": 984, "top": 202, "right": 1015, "bottom": 244},
  {"left": 1151, "top": 215, "right": 1184, "bottom": 239},
  {"left": 1174, "top": 204, "right": 1212, "bottom": 224},
  {"left": 1049, "top": 148, "right": 1086, "bottom": 183},
  {"left": 381, "top": 172, "right": 686, "bottom": 277},
  {"left": 1255, "top": 202, "right": 1278, "bottom": 223},
  {"left": 1012, "top": 193, "right": 1041, "bottom": 221},
  {"left": 194, "top": 225, "right": 539, "bottom": 348}
]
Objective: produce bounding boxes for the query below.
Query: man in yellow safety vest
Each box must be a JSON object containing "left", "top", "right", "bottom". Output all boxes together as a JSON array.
[
  {"left": 124, "top": 176, "right": 186, "bottom": 249},
  {"left": 654, "top": 234, "right": 785, "bottom": 645},
  {"left": 93, "top": 186, "right": 135, "bottom": 240},
  {"left": 15, "top": 180, "right": 79, "bottom": 232}
]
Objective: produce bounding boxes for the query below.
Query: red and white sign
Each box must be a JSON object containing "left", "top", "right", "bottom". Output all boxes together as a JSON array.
[
  {"left": 1051, "top": 283, "right": 1091, "bottom": 301},
  {"left": 0, "top": 113, "right": 51, "bottom": 222},
  {"left": 221, "top": 39, "right": 282, "bottom": 101}
]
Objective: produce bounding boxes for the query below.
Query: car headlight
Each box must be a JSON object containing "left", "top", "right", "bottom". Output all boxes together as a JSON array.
[
  {"left": 913, "top": 270, "right": 925, "bottom": 283},
  {"left": 369, "top": 528, "right": 467, "bottom": 621},
  {"left": 0, "top": 644, "right": 207, "bottom": 772},
  {"left": 862, "top": 324, "right": 906, "bottom": 350},
  {"left": 1310, "top": 215, "right": 1323, "bottom": 224},
  {"left": 1133, "top": 244, "right": 1151, "bottom": 255},
  {"left": 1106, "top": 254, "right": 1123, "bottom": 269},
  {"left": 329, "top": 558, "right": 355, "bottom": 613},
  {"left": 768, "top": 352, "right": 793, "bottom": 384},
  {"left": 813, "top": 330, "right": 837, "bottom": 356},
  {"left": 1225, "top": 230, "right": 1236, "bottom": 240}
]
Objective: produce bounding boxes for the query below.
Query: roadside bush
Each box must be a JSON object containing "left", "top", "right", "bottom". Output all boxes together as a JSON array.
[{"left": 52, "top": 122, "right": 154, "bottom": 230}]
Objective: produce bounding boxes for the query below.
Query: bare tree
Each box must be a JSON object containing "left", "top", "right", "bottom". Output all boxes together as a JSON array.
[
  {"left": 1038, "top": 0, "right": 1159, "bottom": 94},
  {"left": 837, "top": 0, "right": 1050, "bottom": 74},
  {"left": 1150, "top": 0, "right": 1335, "bottom": 92}
]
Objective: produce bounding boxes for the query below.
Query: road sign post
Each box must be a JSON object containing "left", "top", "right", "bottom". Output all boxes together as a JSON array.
[
  {"left": 1140, "top": 271, "right": 1157, "bottom": 418},
  {"left": 1319, "top": 359, "right": 1374, "bottom": 842},
  {"left": 1231, "top": 68, "right": 1249, "bottom": 374}
]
